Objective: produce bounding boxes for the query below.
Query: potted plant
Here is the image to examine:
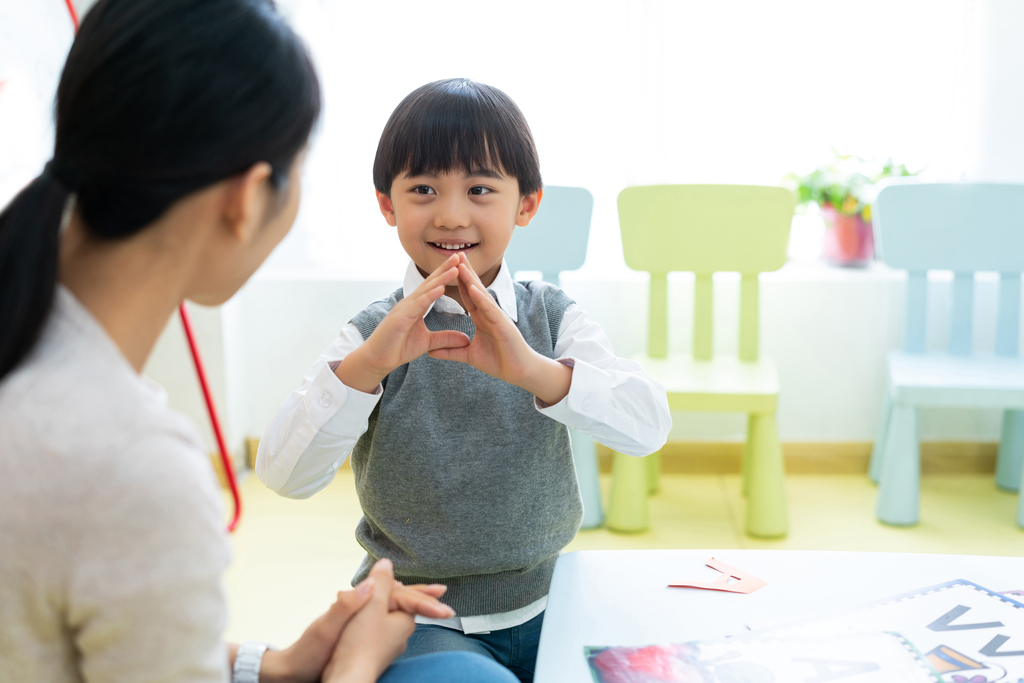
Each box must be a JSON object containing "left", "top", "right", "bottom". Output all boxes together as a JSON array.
[{"left": 784, "top": 152, "right": 916, "bottom": 267}]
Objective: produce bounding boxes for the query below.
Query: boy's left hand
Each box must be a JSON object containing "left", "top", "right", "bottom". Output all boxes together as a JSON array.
[{"left": 428, "top": 253, "right": 573, "bottom": 406}]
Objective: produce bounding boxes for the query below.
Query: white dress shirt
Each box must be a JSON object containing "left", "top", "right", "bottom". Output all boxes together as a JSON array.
[{"left": 257, "top": 260, "right": 671, "bottom": 633}]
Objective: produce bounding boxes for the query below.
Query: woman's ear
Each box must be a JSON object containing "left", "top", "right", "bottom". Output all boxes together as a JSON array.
[
  {"left": 516, "top": 187, "right": 543, "bottom": 227},
  {"left": 222, "top": 161, "right": 274, "bottom": 243},
  {"left": 376, "top": 190, "right": 397, "bottom": 226}
]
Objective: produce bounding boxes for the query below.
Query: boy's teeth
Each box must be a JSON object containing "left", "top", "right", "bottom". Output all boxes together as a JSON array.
[{"left": 434, "top": 243, "right": 470, "bottom": 250}]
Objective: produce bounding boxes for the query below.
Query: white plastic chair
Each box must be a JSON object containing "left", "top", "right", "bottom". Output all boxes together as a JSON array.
[{"left": 869, "top": 182, "right": 1024, "bottom": 528}]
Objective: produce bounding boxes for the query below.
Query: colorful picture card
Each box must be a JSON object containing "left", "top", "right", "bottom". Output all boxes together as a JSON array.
[
  {"left": 585, "top": 631, "right": 938, "bottom": 683},
  {"left": 766, "top": 580, "right": 1024, "bottom": 683}
]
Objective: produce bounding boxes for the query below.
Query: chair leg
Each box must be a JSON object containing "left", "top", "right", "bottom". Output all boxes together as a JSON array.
[
  {"left": 569, "top": 429, "right": 604, "bottom": 529},
  {"left": 744, "top": 412, "right": 788, "bottom": 538},
  {"left": 742, "top": 418, "right": 754, "bottom": 497},
  {"left": 876, "top": 404, "right": 920, "bottom": 526},
  {"left": 869, "top": 386, "right": 893, "bottom": 485},
  {"left": 606, "top": 451, "right": 650, "bottom": 533},
  {"left": 646, "top": 451, "right": 661, "bottom": 495},
  {"left": 996, "top": 409, "right": 1024, "bottom": 493},
  {"left": 1018, "top": 465, "right": 1024, "bottom": 530}
]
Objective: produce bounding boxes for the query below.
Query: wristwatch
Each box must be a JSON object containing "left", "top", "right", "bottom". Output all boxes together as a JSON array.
[{"left": 233, "top": 641, "right": 272, "bottom": 683}]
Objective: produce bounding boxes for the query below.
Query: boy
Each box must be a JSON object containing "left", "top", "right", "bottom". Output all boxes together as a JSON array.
[{"left": 257, "top": 78, "right": 671, "bottom": 681}]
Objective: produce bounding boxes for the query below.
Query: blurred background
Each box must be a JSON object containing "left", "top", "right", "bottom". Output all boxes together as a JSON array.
[{"left": 4, "top": 0, "right": 1024, "bottom": 471}]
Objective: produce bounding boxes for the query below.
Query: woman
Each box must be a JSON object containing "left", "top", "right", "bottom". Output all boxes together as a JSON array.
[{"left": 0, "top": 1, "right": 517, "bottom": 682}]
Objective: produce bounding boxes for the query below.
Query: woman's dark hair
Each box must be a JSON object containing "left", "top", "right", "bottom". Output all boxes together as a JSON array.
[
  {"left": 373, "top": 78, "right": 541, "bottom": 197},
  {"left": 0, "top": 0, "right": 320, "bottom": 381}
]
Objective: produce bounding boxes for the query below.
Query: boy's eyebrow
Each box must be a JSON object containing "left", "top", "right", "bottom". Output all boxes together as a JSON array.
[{"left": 465, "top": 168, "right": 504, "bottom": 180}]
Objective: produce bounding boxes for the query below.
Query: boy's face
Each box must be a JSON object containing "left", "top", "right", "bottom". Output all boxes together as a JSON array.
[{"left": 376, "top": 166, "right": 541, "bottom": 289}]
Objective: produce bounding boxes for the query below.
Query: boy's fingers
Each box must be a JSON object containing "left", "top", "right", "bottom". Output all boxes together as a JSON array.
[
  {"left": 468, "top": 284, "right": 506, "bottom": 325},
  {"left": 428, "top": 346, "right": 470, "bottom": 364},
  {"left": 427, "top": 330, "right": 470, "bottom": 351},
  {"left": 457, "top": 275, "right": 476, "bottom": 314},
  {"left": 457, "top": 262, "right": 485, "bottom": 291},
  {"left": 402, "top": 286, "right": 446, "bottom": 320},
  {"left": 427, "top": 254, "right": 460, "bottom": 281},
  {"left": 420, "top": 265, "right": 458, "bottom": 293}
]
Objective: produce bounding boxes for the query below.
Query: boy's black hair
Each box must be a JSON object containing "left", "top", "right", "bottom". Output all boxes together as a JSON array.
[{"left": 373, "top": 78, "right": 542, "bottom": 196}]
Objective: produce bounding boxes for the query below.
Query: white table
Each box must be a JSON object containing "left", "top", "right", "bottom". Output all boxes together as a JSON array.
[{"left": 535, "top": 549, "right": 1024, "bottom": 683}]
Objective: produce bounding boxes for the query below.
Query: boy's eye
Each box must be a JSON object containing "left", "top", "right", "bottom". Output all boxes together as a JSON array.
[
  {"left": 468, "top": 186, "right": 492, "bottom": 196},
  {"left": 412, "top": 186, "right": 435, "bottom": 195}
]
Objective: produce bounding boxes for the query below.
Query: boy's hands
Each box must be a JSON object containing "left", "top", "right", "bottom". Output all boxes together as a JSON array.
[
  {"left": 428, "top": 253, "right": 573, "bottom": 406},
  {"left": 335, "top": 254, "right": 470, "bottom": 393}
]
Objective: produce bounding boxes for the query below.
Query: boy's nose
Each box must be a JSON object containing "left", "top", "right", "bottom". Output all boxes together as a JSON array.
[{"left": 433, "top": 197, "right": 470, "bottom": 230}]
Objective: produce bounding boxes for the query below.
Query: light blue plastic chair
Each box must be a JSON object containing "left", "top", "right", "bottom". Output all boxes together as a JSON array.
[
  {"left": 504, "top": 186, "right": 603, "bottom": 529},
  {"left": 869, "top": 182, "right": 1024, "bottom": 529}
]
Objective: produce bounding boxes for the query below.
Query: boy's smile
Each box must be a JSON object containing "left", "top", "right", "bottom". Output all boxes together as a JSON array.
[{"left": 377, "top": 167, "right": 541, "bottom": 303}]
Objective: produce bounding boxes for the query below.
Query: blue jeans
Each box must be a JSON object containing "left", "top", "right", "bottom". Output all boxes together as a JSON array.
[
  {"left": 379, "top": 651, "right": 519, "bottom": 683},
  {"left": 394, "top": 611, "right": 545, "bottom": 683}
]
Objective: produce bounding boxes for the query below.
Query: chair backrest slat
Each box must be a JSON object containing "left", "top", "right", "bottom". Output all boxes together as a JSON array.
[
  {"left": 875, "top": 181, "right": 1024, "bottom": 356},
  {"left": 504, "top": 186, "right": 593, "bottom": 284},
  {"left": 649, "top": 273, "right": 669, "bottom": 359},
  {"left": 950, "top": 273, "right": 974, "bottom": 355},
  {"left": 739, "top": 274, "right": 759, "bottom": 362},
  {"left": 904, "top": 272, "right": 928, "bottom": 353},
  {"left": 618, "top": 185, "right": 793, "bottom": 361},
  {"left": 874, "top": 182, "right": 1024, "bottom": 272},
  {"left": 996, "top": 273, "right": 1021, "bottom": 357},
  {"left": 693, "top": 274, "right": 714, "bottom": 361}
]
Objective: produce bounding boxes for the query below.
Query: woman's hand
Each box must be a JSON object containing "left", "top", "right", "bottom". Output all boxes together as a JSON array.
[
  {"left": 428, "top": 253, "right": 573, "bottom": 406},
  {"left": 256, "top": 581, "right": 373, "bottom": 683},
  {"left": 335, "top": 254, "right": 470, "bottom": 393},
  {"left": 254, "top": 573, "right": 451, "bottom": 682},
  {"left": 322, "top": 559, "right": 417, "bottom": 683}
]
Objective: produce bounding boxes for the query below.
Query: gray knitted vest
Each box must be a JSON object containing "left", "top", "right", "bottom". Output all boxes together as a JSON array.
[{"left": 348, "top": 280, "right": 583, "bottom": 617}]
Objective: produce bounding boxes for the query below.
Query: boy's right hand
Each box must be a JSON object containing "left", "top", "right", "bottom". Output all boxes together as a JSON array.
[{"left": 335, "top": 254, "right": 469, "bottom": 394}]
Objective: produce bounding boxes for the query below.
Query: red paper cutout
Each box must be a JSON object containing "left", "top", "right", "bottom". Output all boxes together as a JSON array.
[{"left": 669, "top": 557, "right": 767, "bottom": 594}]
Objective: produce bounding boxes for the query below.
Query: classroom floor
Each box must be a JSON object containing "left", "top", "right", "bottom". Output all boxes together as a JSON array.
[{"left": 222, "top": 469, "right": 1024, "bottom": 647}]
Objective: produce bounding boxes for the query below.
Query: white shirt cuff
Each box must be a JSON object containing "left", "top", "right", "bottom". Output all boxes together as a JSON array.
[
  {"left": 310, "top": 362, "right": 382, "bottom": 436},
  {"left": 535, "top": 357, "right": 603, "bottom": 429}
]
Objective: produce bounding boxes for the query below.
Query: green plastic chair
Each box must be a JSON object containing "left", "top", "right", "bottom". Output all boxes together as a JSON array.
[
  {"left": 608, "top": 184, "right": 794, "bottom": 538},
  {"left": 504, "top": 185, "right": 604, "bottom": 529}
]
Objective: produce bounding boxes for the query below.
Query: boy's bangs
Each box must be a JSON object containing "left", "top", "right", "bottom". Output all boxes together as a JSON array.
[{"left": 374, "top": 79, "right": 542, "bottom": 195}]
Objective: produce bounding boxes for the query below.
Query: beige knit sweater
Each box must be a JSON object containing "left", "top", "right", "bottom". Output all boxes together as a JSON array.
[{"left": 0, "top": 286, "right": 231, "bottom": 682}]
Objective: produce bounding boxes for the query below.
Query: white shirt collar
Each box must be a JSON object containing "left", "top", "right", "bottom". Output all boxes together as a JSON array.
[{"left": 402, "top": 259, "right": 519, "bottom": 323}]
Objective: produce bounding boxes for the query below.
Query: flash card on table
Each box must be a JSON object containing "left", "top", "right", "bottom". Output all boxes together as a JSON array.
[
  {"left": 765, "top": 580, "right": 1024, "bottom": 683},
  {"left": 585, "top": 631, "right": 938, "bottom": 683}
]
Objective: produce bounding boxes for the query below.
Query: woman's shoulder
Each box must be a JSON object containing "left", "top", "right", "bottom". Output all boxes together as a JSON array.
[{"left": 0, "top": 293, "right": 214, "bottom": 506}]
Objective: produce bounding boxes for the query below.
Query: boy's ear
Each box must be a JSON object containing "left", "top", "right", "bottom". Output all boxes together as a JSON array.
[
  {"left": 515, "top": 188, "right": 543, "bottom": 227},
  {"left": 376, "top": 190, "right": 398, "bottom": 227}
]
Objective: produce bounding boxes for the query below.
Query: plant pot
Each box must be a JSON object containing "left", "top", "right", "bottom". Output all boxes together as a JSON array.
[{"left": 820, "top": 204, "right": 874, "bottom": 267}]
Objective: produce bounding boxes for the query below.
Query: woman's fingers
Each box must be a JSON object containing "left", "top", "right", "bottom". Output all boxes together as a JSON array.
[
  {"left": 366, "top": 558, "right": 396, "bottom": 609},
  {"left": 399, "top": 583, "right": 448, "bottom": 598},
  {"left": 389, "top": 584, "right": 455, "bottom": 619}
]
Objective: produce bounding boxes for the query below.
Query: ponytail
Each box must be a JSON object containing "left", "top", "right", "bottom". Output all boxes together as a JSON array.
[
  {"left": 0, "top": 0, "right": 319, "bottom": 382},
  {"left": 0, "top": 168, "right": 74, "bottom": 380}
]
